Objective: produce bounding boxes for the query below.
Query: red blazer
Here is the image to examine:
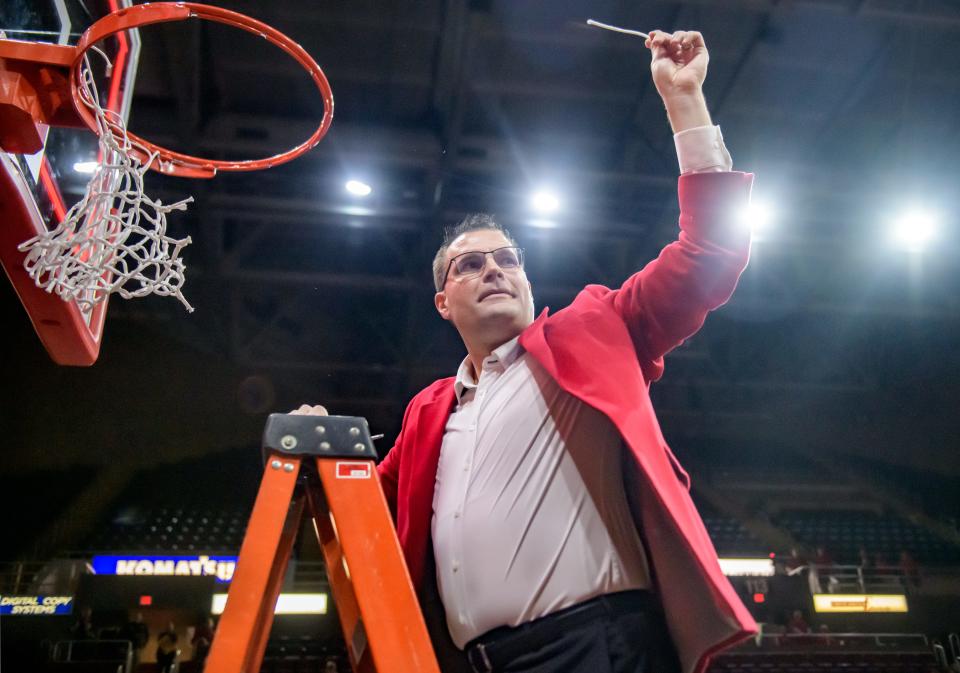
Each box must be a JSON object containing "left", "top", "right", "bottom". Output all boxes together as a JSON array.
[{"left": 378, "top": 172, "right": 759, "bottom": 673}]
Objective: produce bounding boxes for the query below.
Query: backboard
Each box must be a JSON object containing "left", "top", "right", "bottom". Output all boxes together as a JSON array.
[{"left": 0, "top": 0, "right": 141, "bottom": 365}]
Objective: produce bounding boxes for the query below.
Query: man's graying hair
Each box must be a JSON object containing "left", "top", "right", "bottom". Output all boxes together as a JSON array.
[{"left": 432, "top": 213, "right": 520, "bottom": 292}]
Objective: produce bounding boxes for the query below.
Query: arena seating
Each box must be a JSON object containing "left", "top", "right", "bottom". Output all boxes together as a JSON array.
[
  {"left": 259, "top": 635, "right": 345, "bottom": 673},
  {"left": 83, "top": 506, "right": 250, "bottom": 553},
  {"left": 708, "top": 634, "right": 943, "bottom": 673},
  {"left": 695, "top": 499, "right": 770, "bottom": 556},
  {"left": 840, "top": 456, "right": 960, "bottom": 526},
  {"left": 709, "top": 652, "right": 940, "bottom": 673},
  {"left": 81, "top": 449, "right": 260, "bottom": 553},
  {"left": 773, "top": 509, "right": 960, "bottom": 565}
]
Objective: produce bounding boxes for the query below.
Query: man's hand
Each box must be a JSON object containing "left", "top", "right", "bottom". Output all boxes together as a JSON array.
[
  {"left": 290, "top": 404, "right": 329, "bottom": 416},
  {"left": 645, "top": 30, "right": 712, "bottom": 133}
]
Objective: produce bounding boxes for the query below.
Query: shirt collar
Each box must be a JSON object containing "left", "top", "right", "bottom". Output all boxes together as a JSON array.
[{"left": 453, "top": 336, "right": 523, "bottom": 402}]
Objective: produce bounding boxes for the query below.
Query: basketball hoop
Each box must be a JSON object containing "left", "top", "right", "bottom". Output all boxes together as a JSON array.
[
  {"left": 13, "top": 2, "right": 335, "bottom": 315},
  {"left": 70, "top": 3, "right": 335, "bottom": 179}
]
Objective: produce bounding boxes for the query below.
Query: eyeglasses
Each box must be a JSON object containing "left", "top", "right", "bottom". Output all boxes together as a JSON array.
[{"left": 444, "top": 246, "right": 524, "bottom": 284}]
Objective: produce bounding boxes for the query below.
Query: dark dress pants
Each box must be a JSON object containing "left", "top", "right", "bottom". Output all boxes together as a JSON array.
[
  {"left": 420, "top": 551, "right": 680, "bottom": 673},
  {"left": 477, "top": 599, "right": 680, "bottom": 673}
]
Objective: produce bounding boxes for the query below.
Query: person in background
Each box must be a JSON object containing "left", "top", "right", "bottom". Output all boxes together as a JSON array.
[
  {"left": 812, "top": 545, "right": 838, "bottom": 594},
  {"left": 70, "top": 606, "right": 96, "bottom": 640},
  {"left": 816, "top": 623, "right": 836, "bottom": 647},
  {"left": 784, "top": 548, "right": 806, "bottom": 574},
  {"left": 898, "top": 549, "right": 921, "bottom": 592},
  {"left": 873, "top": 552, "right": 890, "bottom": 571},
  {"left": 191, "top": 617, "right": 216, "bottom": 664},
  {"left": 786, "top": 610, "right": 810, "bottom": 635},
  {"left": 120, "top": 611, "right": 149, "bottom": 670},
  {"left": 156, "top": 621, "right": 179, "bottom": 673},
  {"left": 813, "top": 546, "right": 833, "bottom": 568}
]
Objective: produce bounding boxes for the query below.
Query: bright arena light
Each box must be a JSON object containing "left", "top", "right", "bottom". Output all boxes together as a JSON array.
[
  {"left": 73, "top": 161, "right": 98, "bottom": 174},
  {"left": 718, "top": 557, "right": 775, "bottom": 577},
  {"left": 739, "top": 200, "right": 773, "bottom": 236},
  {"left": 531, "top": 190, "right": 560, "bottom": 214},
  {"left": 892, "top": 208, "right": 937, "bottom": 253},
  {"left": 212, "top": 593, "right": 328, "bottom": 615},
  {"left": 345, "top": 180, "right": 372, "bottom": 197}
]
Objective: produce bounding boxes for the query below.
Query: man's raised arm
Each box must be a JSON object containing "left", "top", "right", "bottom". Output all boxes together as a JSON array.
[{"left": 605, "top": 30, "right": 753, "bottom": 372}]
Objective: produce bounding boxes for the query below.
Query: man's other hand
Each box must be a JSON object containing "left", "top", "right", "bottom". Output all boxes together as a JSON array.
[{"left": 290, "top": 404, "right": 329, "bottom": 416}]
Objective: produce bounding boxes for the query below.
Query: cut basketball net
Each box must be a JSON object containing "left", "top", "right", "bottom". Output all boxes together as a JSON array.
[
  {"left": 11, "top": 2, "right": 334, "bottom": 317},
  {"left": 586, "top": 19, "right": 650, "bottom": 40},
  {"left": 19, "top": 50, "right": 195, "bottom": 313}
]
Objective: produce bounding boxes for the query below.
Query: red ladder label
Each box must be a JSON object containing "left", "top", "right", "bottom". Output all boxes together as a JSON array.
[{"left": 335, "top": 461, "right": 372, "bottom": 479}]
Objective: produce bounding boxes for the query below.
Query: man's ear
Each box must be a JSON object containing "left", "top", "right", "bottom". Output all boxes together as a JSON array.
[{"left": 434, "top": 291, "right": 451, "bottom": 321}]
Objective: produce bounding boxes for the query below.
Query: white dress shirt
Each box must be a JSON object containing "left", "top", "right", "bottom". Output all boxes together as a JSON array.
[
  {"left": 674, "top": 124, "right": 732, "bottom": 174},
  {"left": 432, "top": 126, "right": 732, "bottom": 648}
]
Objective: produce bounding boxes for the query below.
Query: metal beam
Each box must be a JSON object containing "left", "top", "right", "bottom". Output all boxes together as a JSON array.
[{"left": 227, "top": 269, "right": 419, "bottom": 291}]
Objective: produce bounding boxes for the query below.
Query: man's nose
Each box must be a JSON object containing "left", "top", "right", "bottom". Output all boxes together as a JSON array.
[{"left": 481, "top": 255, "right": 506, "bottom": 279}]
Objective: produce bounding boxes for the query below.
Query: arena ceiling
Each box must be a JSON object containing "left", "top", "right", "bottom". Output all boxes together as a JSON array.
[{"left": 4, "top": 0, "right": 960, "bottom": 476}]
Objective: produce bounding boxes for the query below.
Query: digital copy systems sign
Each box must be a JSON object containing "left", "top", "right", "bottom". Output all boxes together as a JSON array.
[
  {"left": 813, "top": 594, "right": 909, "bottom": 613},
  {"left": 91, "top": 555, "right": 238, "bottom": 583},
  {"left": 0, "top": 595, "right": 74, "bottom": 615}
]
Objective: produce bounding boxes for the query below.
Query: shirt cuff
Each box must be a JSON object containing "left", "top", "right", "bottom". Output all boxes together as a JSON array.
[{"left": 674, "top": 124, "right": 733, "bottom": 174}]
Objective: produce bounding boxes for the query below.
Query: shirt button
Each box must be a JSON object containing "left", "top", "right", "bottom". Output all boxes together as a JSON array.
[
  {"left": 454, "top": 511, "right": 461, "bottom": 519},
  {"left": 452, "top": 561, "right": 460, "bottom": 572}
]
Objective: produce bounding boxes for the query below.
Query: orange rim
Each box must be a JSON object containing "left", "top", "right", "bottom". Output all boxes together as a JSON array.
[{"left": 71, "top": 2, "right": 334, "bottom": 178}]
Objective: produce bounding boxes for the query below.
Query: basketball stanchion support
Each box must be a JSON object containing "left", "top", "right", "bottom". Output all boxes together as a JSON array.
[{"left": 204, "top": 414, "right": 440, "bottom": 673}]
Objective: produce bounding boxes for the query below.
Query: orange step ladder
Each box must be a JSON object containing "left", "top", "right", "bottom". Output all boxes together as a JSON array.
[{"left": 204, "top": 414, "right": 441, "bottom": 673}]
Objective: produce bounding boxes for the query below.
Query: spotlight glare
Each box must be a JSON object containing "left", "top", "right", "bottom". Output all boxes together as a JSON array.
[
  {"left": 739, "top": 200, "right": 773, "bottom": 236},
  {"left": 892, "top": 209, "right": 937, "bottom": 253},
  {"left": 73, "top": 161, "right": 98, "bottom": 174},
  {"left": 345, "top": 180, "right": 372, "bottom": 197},
  {"left": 531, "top": 190, "right": 560, "bottom": 214}
]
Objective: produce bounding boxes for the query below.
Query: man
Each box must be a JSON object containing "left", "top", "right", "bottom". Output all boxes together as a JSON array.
[
  {"left": 70, "top": 606, "right": 96, "bottom": 640},
  {"left": 191, "top": 617, "right": 216, "bottom": 665},
  {"left": 120, "top": 611, "right": 149, "bottom": 670},
  {"left": 296, "top": 29, "right": 756, "bottom": 673},
  {"left": 155, "top": 621, "right": 179, "bottom": 673}
]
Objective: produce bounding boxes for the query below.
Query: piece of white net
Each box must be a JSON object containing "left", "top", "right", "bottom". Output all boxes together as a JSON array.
[{"left": 18, "top": 52, "right": 195, "bottom": 313}]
